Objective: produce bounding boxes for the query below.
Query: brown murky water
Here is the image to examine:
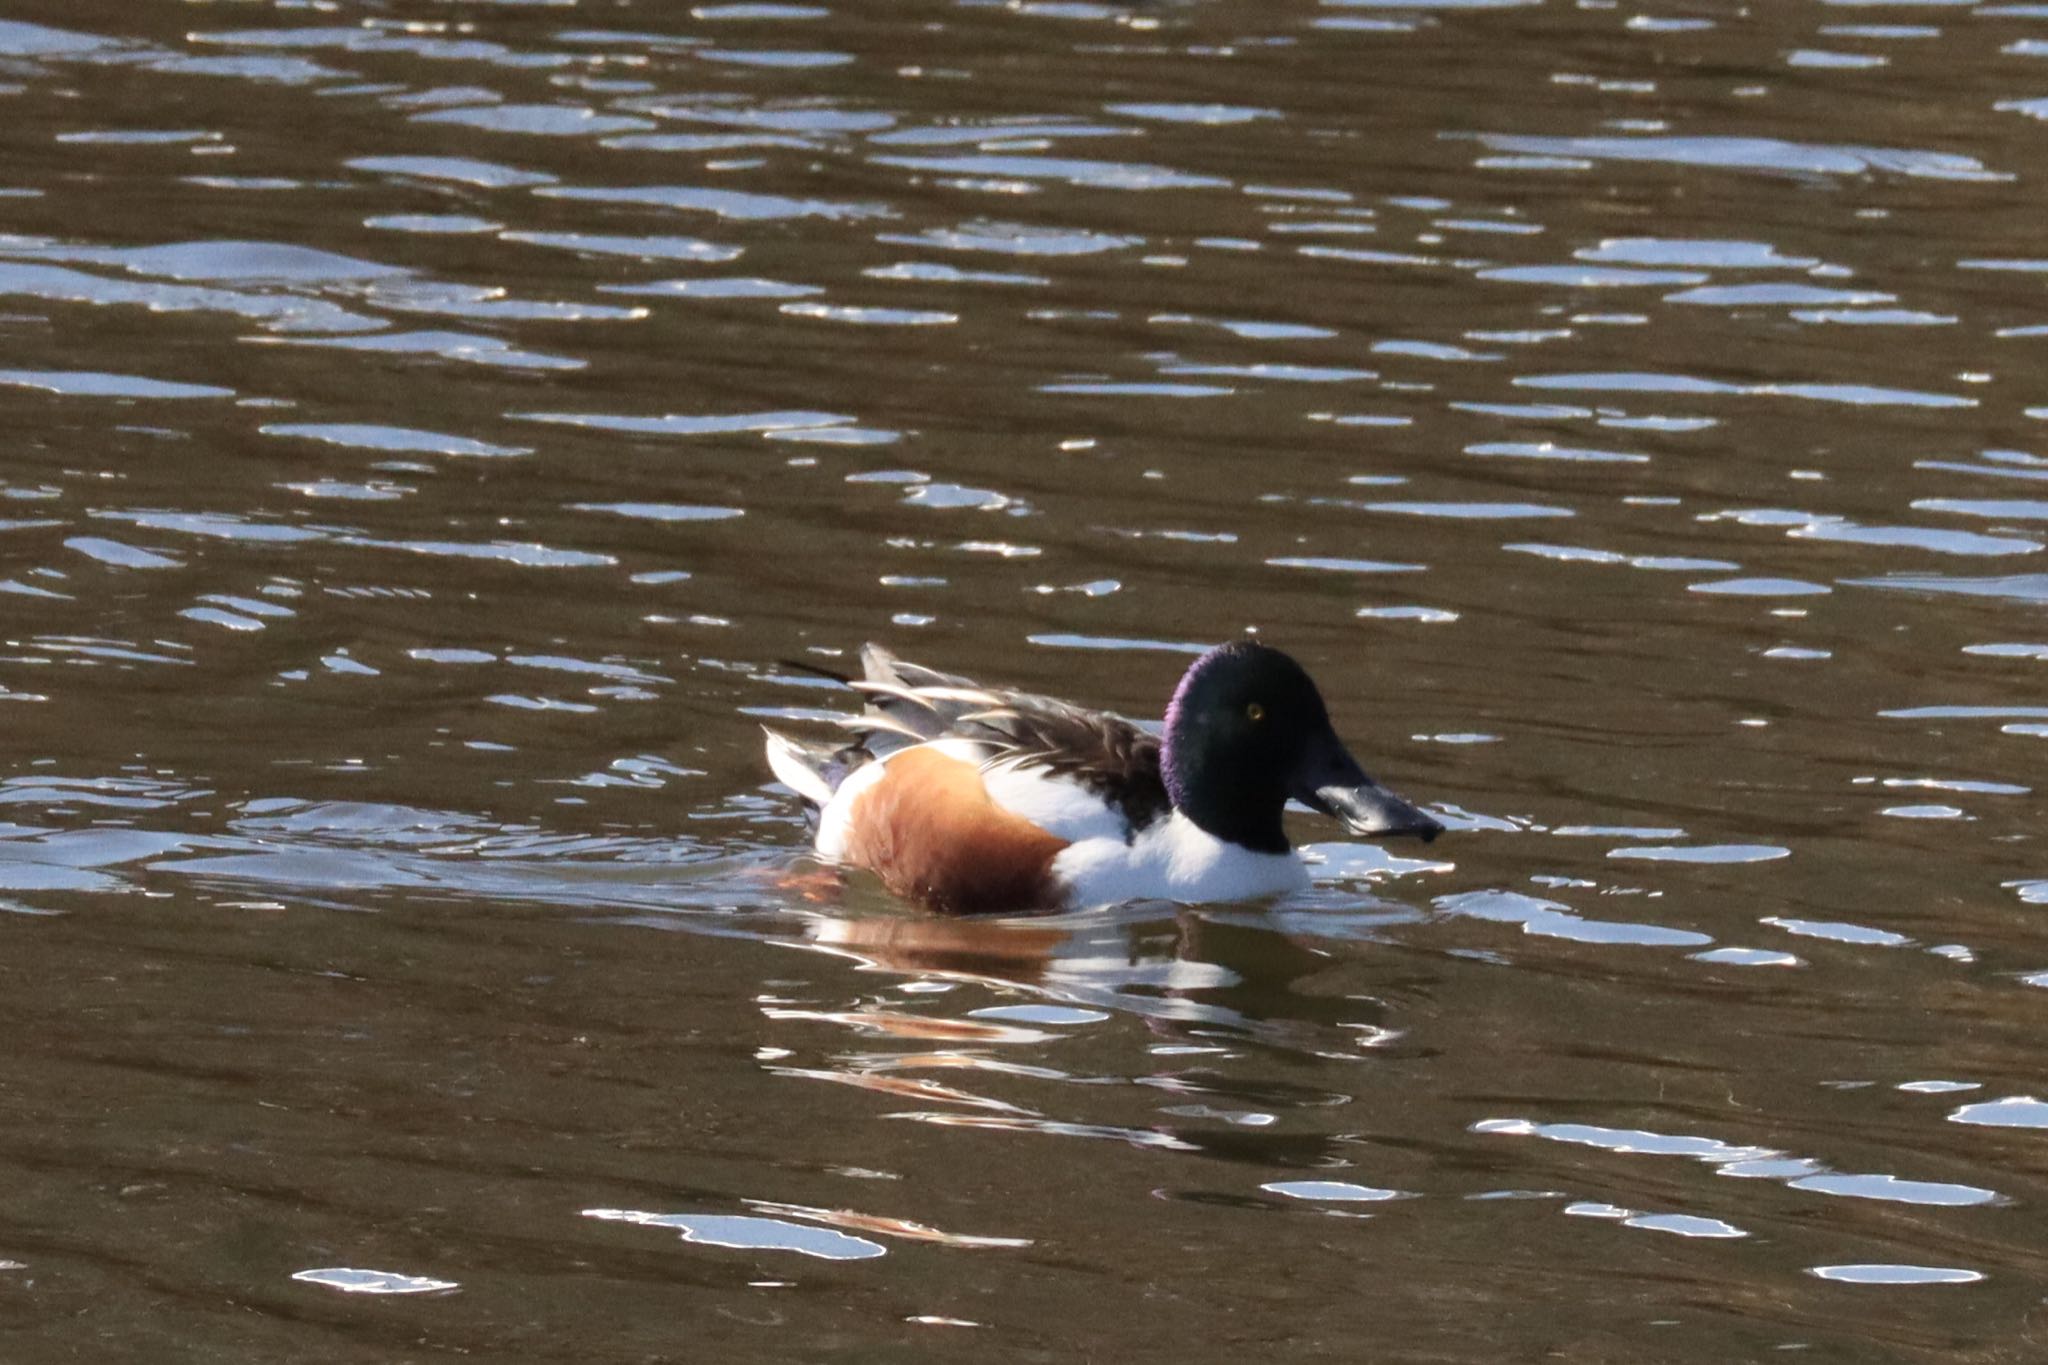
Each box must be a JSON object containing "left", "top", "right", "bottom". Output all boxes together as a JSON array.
[{"left": 6, "top": 0, "right": 2048, "bottom": 1357}]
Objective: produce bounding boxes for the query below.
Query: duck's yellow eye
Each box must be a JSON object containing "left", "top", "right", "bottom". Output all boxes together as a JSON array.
[{"left": 1246, "top": 702, "right": 1265, "bottom": 722}]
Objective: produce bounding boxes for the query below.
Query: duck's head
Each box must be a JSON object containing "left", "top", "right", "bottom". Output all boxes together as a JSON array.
[{"left": 1160, "top": 640, "right": 1443, "bottom": 855}]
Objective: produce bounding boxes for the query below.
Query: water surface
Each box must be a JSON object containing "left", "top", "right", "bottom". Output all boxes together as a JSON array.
[{"left": 4, "top": 0, "right": 2048, "bottom": 1357}]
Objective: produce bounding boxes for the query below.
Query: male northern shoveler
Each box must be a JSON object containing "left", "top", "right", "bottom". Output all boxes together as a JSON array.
[{"left": 763, "top": 640, "right": 1443, "bottom": 914}]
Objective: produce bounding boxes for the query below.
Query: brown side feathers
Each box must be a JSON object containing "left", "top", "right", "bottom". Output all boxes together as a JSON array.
[{"left": 841, "top": 748, "right": 1069, "bottom": 914}]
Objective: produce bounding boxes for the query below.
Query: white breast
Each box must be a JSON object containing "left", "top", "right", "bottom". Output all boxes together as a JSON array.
[{"left": 1051, "top": 812, "right": 1310, "bottom": 908}]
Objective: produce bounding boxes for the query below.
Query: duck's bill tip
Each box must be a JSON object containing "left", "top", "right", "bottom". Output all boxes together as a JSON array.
[{"left": 1311, "top": 782, "right": 1445, "bottom": 843}]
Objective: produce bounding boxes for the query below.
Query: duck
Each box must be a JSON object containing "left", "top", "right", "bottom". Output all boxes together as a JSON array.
[{"left": 763, "top": 639, "right": 1443, "bottom": 914}]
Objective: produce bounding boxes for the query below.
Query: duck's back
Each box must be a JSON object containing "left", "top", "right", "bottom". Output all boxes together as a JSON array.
[{"left": 765, "top": 645, "right": 1172, "bottom": 912}]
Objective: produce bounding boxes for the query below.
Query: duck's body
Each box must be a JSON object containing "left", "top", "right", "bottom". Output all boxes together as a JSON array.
[
  {"left": 807, "top": 739, "right": 1311, "bottom": 910},
  {"left": 764, "top": 641, "right": 1441, "bottom": 914}
]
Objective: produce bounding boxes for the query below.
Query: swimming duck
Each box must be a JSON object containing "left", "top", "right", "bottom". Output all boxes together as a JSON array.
[{"left": 764, "top": 640, "right": 1443, "bottom": 914}]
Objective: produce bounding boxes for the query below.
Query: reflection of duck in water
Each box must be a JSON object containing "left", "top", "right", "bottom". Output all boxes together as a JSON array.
[
  {"left": 796, "top": 902, "right": 1402, "bottom": 1044},
  {"left": 764, "top": 641, "right": 1442, "bottom": 914},
  {"left": 782, "top": 904, "right": 1408, "bottom": 1170}
]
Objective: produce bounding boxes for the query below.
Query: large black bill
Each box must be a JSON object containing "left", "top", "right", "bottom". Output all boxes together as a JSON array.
[
  {"left": 1295, "top": 736, "right": 1445, "bottom": 843},
  {"left": 1310, "top": 780, "right": 1444, "bottom": 843}
]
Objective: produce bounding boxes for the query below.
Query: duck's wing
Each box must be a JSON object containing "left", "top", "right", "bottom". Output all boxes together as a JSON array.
[
  {"left": 850, "top": 643, "right": 992, "bottom": 743},
  {"left": 850, "top": 644, "right": 1171, "bottom": 832}
]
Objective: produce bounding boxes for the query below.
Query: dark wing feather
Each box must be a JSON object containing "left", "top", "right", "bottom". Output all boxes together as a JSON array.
[
  {"left": 845, "top": 644, "right": 1170, "bottom": 831},
  {"left": 961, "top": 697, "right": 1170, "bottom": 832}
]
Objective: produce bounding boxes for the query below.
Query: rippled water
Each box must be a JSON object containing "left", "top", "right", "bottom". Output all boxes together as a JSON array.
[{"left": 6, "top": 0, "right": 2048, "bottom": 1356}]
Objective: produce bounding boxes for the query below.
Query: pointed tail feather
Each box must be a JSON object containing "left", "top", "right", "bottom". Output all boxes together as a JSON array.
[
  {"left": 777, "top": 656, "right": 854, "bottom": 686},
  {"left": 762, "top": 727, "right": 845, "bottom": 808},
  {"left": 860, "top": 642, "right": 978, "bottom": 692}
]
